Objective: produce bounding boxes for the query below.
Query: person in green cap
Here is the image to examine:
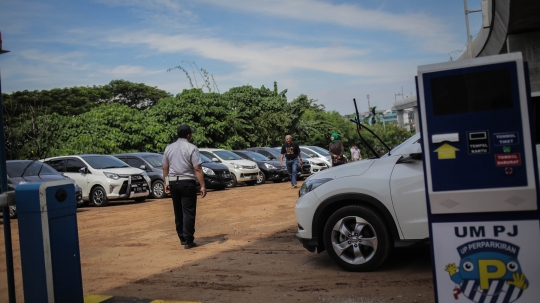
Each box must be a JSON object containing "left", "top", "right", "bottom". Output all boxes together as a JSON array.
[{"left": 329, "top": 132, "right": 345, "bottom": 167}]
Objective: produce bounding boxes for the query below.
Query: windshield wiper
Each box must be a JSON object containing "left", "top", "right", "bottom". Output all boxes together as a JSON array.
[
  {"left": 350, "top": 98, "right": 392, "bottom": 158},
  {"left": 20, "top": 160, "right": 37, "bottom": 177}
]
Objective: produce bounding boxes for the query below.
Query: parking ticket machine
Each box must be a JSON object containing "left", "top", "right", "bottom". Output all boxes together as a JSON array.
[{"left": 417, "top": 53, "right": 540, "bottom": 303}]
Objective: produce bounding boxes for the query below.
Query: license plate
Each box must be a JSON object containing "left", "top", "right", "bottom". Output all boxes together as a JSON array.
[{"left": 250, "top": 175, "right": 258, "bottom": 180}]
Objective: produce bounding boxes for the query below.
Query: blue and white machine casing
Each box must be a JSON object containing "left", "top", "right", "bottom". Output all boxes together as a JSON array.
[
  {"left": 417, "top": 52, "right": 538, "bottom": 214},
  {"left": 16, "top": 180, "right": 84, "bottom": 303}
]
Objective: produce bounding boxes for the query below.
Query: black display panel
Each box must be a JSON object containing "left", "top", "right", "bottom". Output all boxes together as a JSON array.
[{"left": 431, "top": 69, "right": 513, "bottom": 116}]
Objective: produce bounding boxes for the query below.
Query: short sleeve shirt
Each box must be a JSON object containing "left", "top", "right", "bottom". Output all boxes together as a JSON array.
[
  {"left": 281, "top": 142, "right": 300, "bottom": 160},
  {"left": 162, "top": 138, "right": 202, "bottom": 180},
  {"left": 351, "top": 148, "right": 360, "bottom": 159}
]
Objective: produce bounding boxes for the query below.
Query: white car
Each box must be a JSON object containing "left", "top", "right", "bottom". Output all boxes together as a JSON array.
[
  {"left": 301, "top": 151, "right": 329, "bottom": 174},
  {"left": 300, "top": 146, "right": 333, "bottom": 167},
  {"left": 199, "top": 148, "right": 260, "bottom": 187},
  {"left": 43, "top": 155, "right": 151, "bottom": 206},
  {"left": 295, "top": 133, "right": 426, "bottom": 271}
]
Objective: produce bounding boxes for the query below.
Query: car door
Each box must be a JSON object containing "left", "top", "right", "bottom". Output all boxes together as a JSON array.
[
  {"left": 257, "top": 150, "right": 276, "bottom": 160},
  {"left": 389, "top": 147, "right": 429, "bottom": 240},
  {"left": 64, "top": 158, "right": 89, "bottom": 196}
]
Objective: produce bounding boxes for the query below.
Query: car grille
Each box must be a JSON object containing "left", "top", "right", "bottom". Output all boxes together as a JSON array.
[
  {"left": 119, "top": 175, "right": 148, "bottom": 195},
  {"left": 242, "top": 165, "right": 257, "bottom": 169}
]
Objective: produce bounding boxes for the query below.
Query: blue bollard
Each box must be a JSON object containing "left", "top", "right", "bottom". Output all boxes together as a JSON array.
[{"left": 16, "top": 180, "right": 84, "bottom": 303}]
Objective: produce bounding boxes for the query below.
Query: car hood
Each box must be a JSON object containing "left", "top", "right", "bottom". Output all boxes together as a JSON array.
[
  {"left": 202, "top": 162, "right": 229, "bottom": 170},
  {"left": 94, "top": 166, "right": 144, "bottom": 174},
  {"left": 254, "top": 160, "right": 282, "bottom": 168},
  {"left": 226, "top": 159, "right": 257, "bottom": 166},
  {"left": 305, "top": 158, "right": 326, "bottom": 164},
  {"left": 305, "top": 159, "right": 375, "bottom": 181},
  {"left": 7, "top": 175, "right": 76, "bottom": 190}
]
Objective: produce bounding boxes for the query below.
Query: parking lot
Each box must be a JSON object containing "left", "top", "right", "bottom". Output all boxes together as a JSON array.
[{"left": 1, "top": 181, "right": 434, "bottom": 303}]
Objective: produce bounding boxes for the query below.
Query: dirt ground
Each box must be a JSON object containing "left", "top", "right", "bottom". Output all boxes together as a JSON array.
[{"left": 1, "top": 181, "right": 435, "bottom": 303}]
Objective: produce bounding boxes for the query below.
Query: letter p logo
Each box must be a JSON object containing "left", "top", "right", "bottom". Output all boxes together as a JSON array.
[{"left": 478, "top": 260, "right": 506, "bottom": 290}]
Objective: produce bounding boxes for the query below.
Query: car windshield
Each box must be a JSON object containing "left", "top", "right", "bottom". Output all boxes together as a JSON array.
[
  {"left": 308, "top": 146, "right": 330, "bottom": 156},
  {"left": 81, "top": 155, "right": 130, "bottom": 169},
  {"left": 142, "top": 154, "right": 163, "bottom": 167},
  {"left": 300, "top": 151, "right": 311, "bottom": 158},
  {"left": 383, "top": 133, "right": 421, "bottom": 157},
  {"left": 213, "top": 150, "right": 243, "bottom": 160},
  {"left": 269, "top": 148, "right": 284, "bottom": 158},
  {"left": 244, "top": 151, "right": 270, "bottom": 161},
  {"left": 199, "top": 153, "right": 212, "bottom": 163},
  {"left": 7, "top": 161, "right": 60, "bottom": 178}
]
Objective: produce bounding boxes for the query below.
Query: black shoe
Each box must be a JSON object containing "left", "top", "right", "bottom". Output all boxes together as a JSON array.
[{"left": 184, "top": 242, "right": 197, "bottom": 249}]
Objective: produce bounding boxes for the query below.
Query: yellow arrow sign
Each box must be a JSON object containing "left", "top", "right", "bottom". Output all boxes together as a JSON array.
[{"left": 434, "top": 143, "right": 459, "bottom": 159}]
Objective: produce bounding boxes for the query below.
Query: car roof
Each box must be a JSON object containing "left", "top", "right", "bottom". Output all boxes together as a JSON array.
[
  {"left": 199, "top": 148, "right": 227, "bottom": 152},
  {"left": 44, "top": 154, "right": 114, "bottom": 161},
  {"left": 113, "top": 152, "right": 162, "bottom": 157}
]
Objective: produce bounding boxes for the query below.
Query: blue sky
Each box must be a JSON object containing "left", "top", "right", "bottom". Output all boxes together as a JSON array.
[{"left": 0, "top": 0, "right": 484, "bottom": 114}]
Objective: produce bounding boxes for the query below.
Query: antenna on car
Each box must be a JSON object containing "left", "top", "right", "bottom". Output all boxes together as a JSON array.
[{"left": 350, "top": 98, "right": 392, "bottom": 158}]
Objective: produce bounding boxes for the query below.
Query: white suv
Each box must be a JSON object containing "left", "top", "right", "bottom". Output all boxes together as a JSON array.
[
  {"left": 199, "top": 148, "right": 260, "bottom": 187},
  {"left": 295, "top": 133, "right": 426, "bottom": 271},
  {"left": 44, "top": 155, "right": 151, "bottom": 206}
]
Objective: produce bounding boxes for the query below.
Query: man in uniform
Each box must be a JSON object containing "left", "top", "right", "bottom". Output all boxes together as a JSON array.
[
  {"left": 162, "top": 125, "right": 206, "bottom": 249},
  {"left": 280, "top": 135, "right": 302, "bottom": 188}
]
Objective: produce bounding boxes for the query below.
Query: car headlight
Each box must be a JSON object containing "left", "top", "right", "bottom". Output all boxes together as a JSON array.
[
  {"left": 103, "top": 172, "right": 120, "bottom": 180},
  {"left": 202, "top": 167, "right": 215, "bottom": 175},
  {"left": 230, "top": 163, "right": 241, "bottom": 169},
  {"left": 309, "top": 160, "right": 316, "bottom": 165},
  {"left": 299, "top": 178, "right": 333, "bottom": 197},
  {"left": 264, "top": 163, "right": 277, "bottom": 169}
]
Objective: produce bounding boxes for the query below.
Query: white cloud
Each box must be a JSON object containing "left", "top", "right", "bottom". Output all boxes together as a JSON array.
[
  {"left": 199, "top": 0, "right": 457, "bottom": 53},
  {"left": 104, "top": 65, "right": 162, "bottom": 77}
]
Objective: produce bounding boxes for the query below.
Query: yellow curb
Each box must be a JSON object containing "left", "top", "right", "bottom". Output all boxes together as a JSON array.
[{"left": 84, "top": 294, "right": 114, "bottom": 303}]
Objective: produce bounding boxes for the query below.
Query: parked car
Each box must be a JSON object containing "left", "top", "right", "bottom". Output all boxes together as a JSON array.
[
  {"left": 199, "top": 153, "right": 233, "bottom": 190},
  {"left": 300, "top": 151, "right": 329, "bottom": 174},
  {"left": 299, "top": 146, "right": 333, "bottom": 167},
  {"left": 232, "top": 150, "right": 288, "bottom": 184},
  {"left": 296, "top": 133, "right": 427, "bottom": 271},
  {"left": 6, "top": 160, "right": 84, "bottom": 218},
  {"left": 199, "top": 148, "right": 260, "bottom": 187},
  {"left": 113, "top": 152, "right": 167, "bottom": 199},
  {"left": 245, "top": 147, "right": 312, "bottom": 179},
  {"left": 43, "top": 155, "right": 151, "bottom": 207}
]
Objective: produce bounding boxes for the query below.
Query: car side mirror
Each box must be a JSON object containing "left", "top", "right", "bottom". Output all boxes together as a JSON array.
[
  {"left": 212, "top": 158, "right": 221, "bottom": 163},
  {"left": 79, "top": 167, "right": 88, "bottom": 174},
  {"left": 396, "top": 144, "right": 423, "bottom": 163},
  {"left": 139, "top": 165, "right": 147, "bottom": 171}
]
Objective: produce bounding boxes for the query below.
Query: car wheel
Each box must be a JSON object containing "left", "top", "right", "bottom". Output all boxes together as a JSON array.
[
  {"left": 226, "top": 174, "right": 237, "bottom": 188},
  {"left": 134, "top": 197, "right": 147, "bottom": 202},
  {"left": 9, "top": 205, "right": 17, "bottom": 219},
  {"left": 151, "top": 180, "right": 166, "bottom": 199},
  {"left": 256, "top": 172, "right": 266, "bottom": 184},
  {"left": 90, "top": 186, "right": 109, "bottom": 207},
  {"left": 323, "top": 205, "right": 391, "bottom": 272}
]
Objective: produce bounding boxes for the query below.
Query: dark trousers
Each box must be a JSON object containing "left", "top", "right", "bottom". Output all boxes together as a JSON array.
[{"left": 170, "top": 180, "right": 197, "bottom": 243}]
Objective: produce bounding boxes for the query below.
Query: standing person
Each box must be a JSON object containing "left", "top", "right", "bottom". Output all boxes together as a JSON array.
[
  {"left": 329, "top": 132, "right": 345, "bottom": 167},
  {"left": 162, "top": 125, "right": 206, "bottom": 249},
  {"left": 350, "top": 144, "right": 362, "bottom": 161},
  {"left": 280, "top": 135, "right": 303, "bottom": 188}
]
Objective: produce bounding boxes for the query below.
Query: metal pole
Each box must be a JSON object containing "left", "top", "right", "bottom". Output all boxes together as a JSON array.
[
  {"left": 1, "top": 32, "right": 16, "bottom": 303},
  {"left": 464, "top": 0, "right": 473, "bottom": 58}
]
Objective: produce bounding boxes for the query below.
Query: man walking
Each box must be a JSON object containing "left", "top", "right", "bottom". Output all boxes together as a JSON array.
[
  {"left": 162, "top": 125, "right": 206, "bottom": 249},
  {"left": 350, "top": 144, "right": 361, "bottom": 161},
  {"left": 280, "top": 135, "right": 302, "bottom": 188}
]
